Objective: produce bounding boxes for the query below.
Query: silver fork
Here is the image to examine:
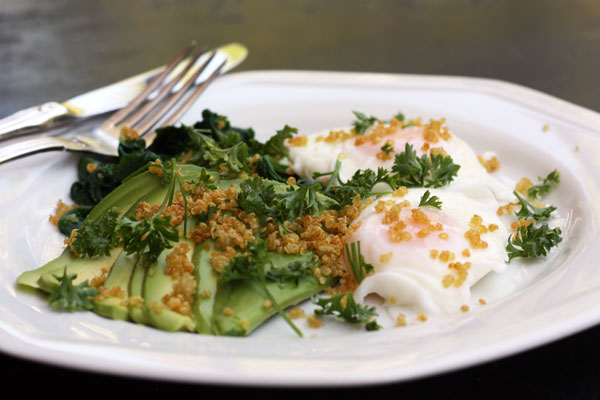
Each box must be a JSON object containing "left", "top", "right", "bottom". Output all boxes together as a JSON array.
[{"left": 0, "top": 41, "right": 227, "bottom": 165}]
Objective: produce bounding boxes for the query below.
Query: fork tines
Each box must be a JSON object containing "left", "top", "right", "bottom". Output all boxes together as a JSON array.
[{"left": 101, "top": 41, "right": 225, "bottom": 141}]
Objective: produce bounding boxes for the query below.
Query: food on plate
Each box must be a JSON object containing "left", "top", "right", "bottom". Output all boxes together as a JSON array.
[
  {"left": 16, "top": 109, "right": 563, "bottom": 336},
  {"left": 347, "top": 188, "right": 509, "bottom": 314},
  {"left": 287, "top": 111, "right": 513, "bottom": 202}
]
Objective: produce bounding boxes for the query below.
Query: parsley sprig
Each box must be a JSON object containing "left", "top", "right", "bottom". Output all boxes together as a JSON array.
[
  {"left": 418, "top": 190, "right": 442, "bottom": 209},
  {"left": 47, "top": 267, "right": 100, "bottom": 312},
  {"left": 513, "top": 191, "right": 556, "bottom": 221},
  {"left": 220, "top": 241, "right": 305, "bottom": 337},
  {"left": 352, "top": 111, "right": 378, "bottom": 135},
  {"left": 70, "top": 208, "right": 120, "bottom": 258},
  {"left": 389, "top": 143, "right": 460, "bottom": 188},
  {"left": 527, "top": 170, "right": 560, "bottom": 199},
  {"left": 237, "top": 178, "right": 332, "bottom": 225},
  {"left": 312, "top": 144, "right": 460, "bottom": 208},
  {"left": 117, "top": 160, "right": 182, "bottom": 264},
  {"left": 506, "top": 224, "right": 562, "bottom": 262},
  {"left": 313, "top": 292, "right": 381, "bottom": 331}
]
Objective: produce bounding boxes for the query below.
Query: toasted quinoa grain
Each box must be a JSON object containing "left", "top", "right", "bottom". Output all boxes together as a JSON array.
[
  {"left": 460, "top": 305, "right": 469, "bottom": 312},
  {"left": 288, "top": 136, "right": 308, "bottom": 147},
  {"left": 307, "top": 315, "right": 323, "bottom": 328},
  {"left": 288, "top": 306, "right": 306, "bottom": 319},
  {"left": 515, "top": 178, "right": 534, "bottom": 195},
  {"left": 417, "top": 312, "right": 427, "bottom": 322},
  {"left": 49, "top": 199, "right": 76, "bottom": 226},
  {"left": 396, "top": 313, "right": 407, "bottom": 327}
]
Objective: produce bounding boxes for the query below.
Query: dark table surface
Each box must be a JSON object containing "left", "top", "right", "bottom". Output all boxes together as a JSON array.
[{"left": 2, "top": 0, "right": 600, "bottom": 396}]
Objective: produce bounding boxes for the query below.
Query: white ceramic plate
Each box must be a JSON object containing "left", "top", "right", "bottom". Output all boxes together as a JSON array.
[{"left": 2, "top": 70, "right": 600, "bottom": 386}]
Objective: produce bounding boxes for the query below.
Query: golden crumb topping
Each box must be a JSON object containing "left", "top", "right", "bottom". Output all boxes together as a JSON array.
[
  {"left": 477, "top": 155, "right": 501, "bottom": 173},
  {"left": 288, "top": 136, "right": 308, "bottom": 147},
  {"left": 49, "top": 199, "right": 76, "bottom": 227}
]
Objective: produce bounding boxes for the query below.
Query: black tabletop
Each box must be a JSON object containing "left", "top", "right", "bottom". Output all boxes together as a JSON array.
[{"left": 2, "top": 0, "right": 600, "bottom": 396}]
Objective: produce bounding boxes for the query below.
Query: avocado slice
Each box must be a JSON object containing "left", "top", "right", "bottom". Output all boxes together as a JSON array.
[
  {"left": 128, "top": 263, "right": 148, "bottom": 324},
  {"left": 92, "top": 251, "right": 137, "bottom": 320},
  {"left": 192, "top": 239, "right": 219, "bottom": 334},
  {"left": 143, "top": 237, "right": 196, "bottom": 332},
  {"left": 17, "top": 171, "right": 164, "bottom": 290},
  {"left": 92, "top": 183, "right": 172, "bottom": 321},
  {"left": 212, "top": 252, "right": 330, "bottom": 336}
]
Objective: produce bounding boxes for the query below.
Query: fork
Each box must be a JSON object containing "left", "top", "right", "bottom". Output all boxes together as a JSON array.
[{"left": 0, "top": 41, "right": 226, "bottom": 165}]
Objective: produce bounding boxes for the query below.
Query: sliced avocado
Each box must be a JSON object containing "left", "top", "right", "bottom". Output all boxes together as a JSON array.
[
  {"left": 92, "top": 182, "right": 171, "bottom": 321},
  {"left": 143, "top": 238, "right": 196, "bottom": 332},
  {"left": 192, "top": 239, "right": 219, "bottom": 334},
  {"left": 92, "top": 251, "right": 138, "bottom": 320},
  {"left": 128, "top": 263, "right": 148, "bottom": 324},
  {"left": 212, "top": 252, "right": 330, "bottom": 336},
  {"left": 37, "top": 247, "right": 123, "bottom": 293},
  {"left": 17, "top": 171, "right": 164, "bottom": 290}
]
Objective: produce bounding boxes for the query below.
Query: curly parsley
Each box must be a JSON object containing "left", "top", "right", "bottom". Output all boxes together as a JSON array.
[
  {"left": 47, "top": 267, "right": 100, "bottom": 312},
  {"left": 506, "top": 224, "right": 562, "bottom": 262},
  {"left": 313, "top": 292, "right": 381, "bottom": 331}
]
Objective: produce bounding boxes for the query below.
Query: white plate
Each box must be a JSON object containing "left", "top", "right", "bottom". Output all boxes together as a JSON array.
[{"left": 2, "top": 70, "right": 600, "bottom": 387}]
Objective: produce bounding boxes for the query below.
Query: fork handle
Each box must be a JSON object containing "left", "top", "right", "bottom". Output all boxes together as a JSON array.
[{"left": 0, "top": 102, "right": 70, "bottom": 141}]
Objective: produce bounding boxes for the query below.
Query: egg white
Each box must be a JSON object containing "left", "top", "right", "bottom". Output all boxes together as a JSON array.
[
  {"left": 286, "top": 123, "right": 513, "bottom": 203},
  {"left": 348, "top": 188, "right": 510, "bottom": 315}
]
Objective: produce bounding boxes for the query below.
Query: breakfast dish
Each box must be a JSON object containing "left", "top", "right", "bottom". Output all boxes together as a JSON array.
[
  {"left": 1, "top": 71, "right": 598, "bottom": 385},
  {"left": 15, "top": 106, "right": 563, "bottom": 336}
]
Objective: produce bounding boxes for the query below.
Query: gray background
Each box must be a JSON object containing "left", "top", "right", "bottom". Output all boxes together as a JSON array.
[{"left": 1, "top": 0, "right": 600, "bottom": 396}]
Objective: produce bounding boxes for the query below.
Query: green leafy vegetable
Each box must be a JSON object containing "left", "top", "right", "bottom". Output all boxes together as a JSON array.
[
  {"left": 47, "top": 267, "right": 100, "bottom": 312},
  {"left": 418, "top": 190, "right": 442, "bottom": 209},
  {"left": 57, "top": 205, "right": 93, "bottom": 236},
  {"left": 117, "top": 160, "right": 181, "bottom": 264},
  {"left": 513, "top": 191, "right": 556, "bottom": 221},
  {"left": 390, "top": 143, "right": 460, "bottom": 188},
  {"left": 326, "top": 167, "right": 389, "bottom": 208},
  {"left": 237, "top": 178, "right": 332, "bottom": 225},
  {"left": 70, "top": 208, "right": 120, "bottom": 258},
  {"left": 313, "top": 292, "right": 381, "bottom": 331},
  {"left": 352, "top": 111, "right": 378, "bottom": 135},
  {"left": 344, "top": 241, "right": 374, "bottom": 284},
  {"left": 220, "top": 241, "right": 304, "bottom": 337},
  {"left": 527, "top": 170, "right": 561, "bottom": 199},
  {"left": 262, "top": 125, "right": 298, "bottom": 159},
  {"left": 265, "top": 258, "right": 317, "bottom": 286},
  {"left": 506, "top": 223, "right": 562, "bottom": 262},
  {"left": 117, "top": 215, "right": 179, "bottom": 265},
  {"left": 393, "top": 112, "right": 405, "bottom": 122},
  {"left": 380, "top": 142, "right": 394, "bottom": 155},
  {"left": 70, "top": 139, "right": 160, "bottom": 205}
]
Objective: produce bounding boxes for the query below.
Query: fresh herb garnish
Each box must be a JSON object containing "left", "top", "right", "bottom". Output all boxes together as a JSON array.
[
  {"left": 513, "top": 191, "right": 556, "bottom": 221},
  {"left": 117, "top": 160, "right": 181, "bottom": 264},
  {"left": 237, "top": 178, "right": 332, "bottom": 225},
  {"left": 389, "top": 143, "right": 460, "bottom": 188},
  {"left": 418, "top": 190, "right": 442, "bottom": 209},
  {"left": 352, "top": 111, "right": 378, "bottom": 135},
  {"left": 220, "top": 240, "right": 304, "bottom": 337},
  {"left": 47, "top": 267, "right": 100, "bottom": 312},
  {"left": 344, "top": 241, "right": 374, "bottom": 284},
  {"left": 70, "top": 208, "right": 120, "bottom": 258},
  {"left": 381, "top": 141, "right": 394, "bottom": 155},
  {"left": 265, "top": 258, "right": 317, "bottom": 286},
  {"left": 527, "top": 170, "right": 561, "bottom": 199},
  {"left": 313, "top": 292, "right": 381, "bottom": 331},
  {"left": 506, "top": 223, "right": 562, "bottom": 262}
]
